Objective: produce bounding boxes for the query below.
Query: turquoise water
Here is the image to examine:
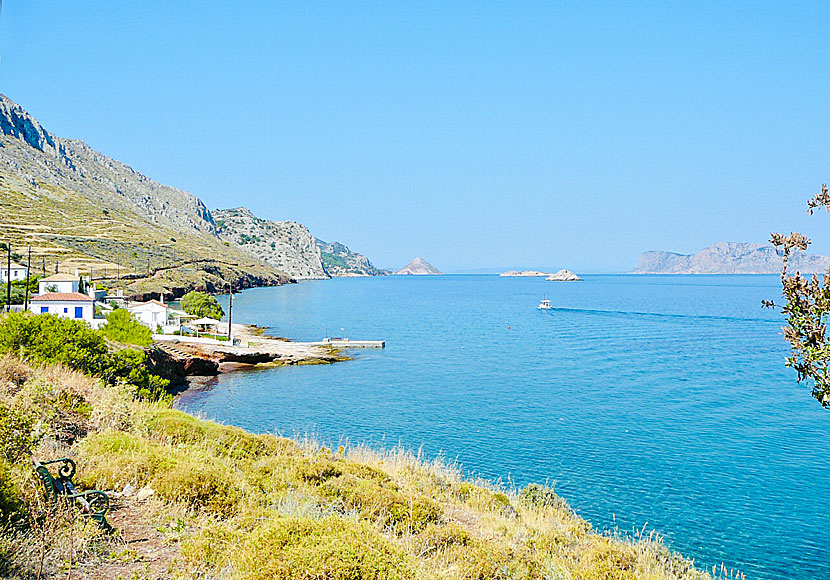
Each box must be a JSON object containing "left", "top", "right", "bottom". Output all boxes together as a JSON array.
[{"left": 176, "top": 275, "right": 830, "bottom": 580}]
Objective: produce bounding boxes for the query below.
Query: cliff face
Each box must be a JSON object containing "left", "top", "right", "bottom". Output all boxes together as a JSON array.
[
  {"left": 394, "top": 257, "right": 442, "bottom": 275},
  {"left": 632, "top": 242, "right": 830, "bottom": 274},
  {"left": 214, "top": 208, "right": 328, "bottom": 280},
  {"left": 316, "top": 240, "right": 387, "bottom": 277}
]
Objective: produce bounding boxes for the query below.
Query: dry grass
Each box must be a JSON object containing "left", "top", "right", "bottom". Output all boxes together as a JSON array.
[{"left": 0, "top": 357, "right": 734, "bottom": 580}]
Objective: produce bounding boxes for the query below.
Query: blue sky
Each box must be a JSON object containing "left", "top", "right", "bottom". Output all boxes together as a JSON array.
[{"left": 1, "top": 2, "right": 829, "bottom": 272}]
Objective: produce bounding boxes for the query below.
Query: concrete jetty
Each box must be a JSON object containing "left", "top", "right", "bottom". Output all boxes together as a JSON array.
[{"left": 306, "top": 338, "right": 385, "bottom": 349}]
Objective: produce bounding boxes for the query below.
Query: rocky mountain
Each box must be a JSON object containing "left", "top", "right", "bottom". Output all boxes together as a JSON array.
[
  {"left": 0, "top": 95, "right": 216, "bottom": 236},
  {"left": 213, "top": 208, "right": 387, "bottom": 279},
  {"left": 0, "top": 93, "right": 382, "bottom": 294},
  {"left": 214, "top": 208, "right": 328, "bottom": 280},
  {"left": 316, "top": 240, "right": 388, "bottom": 277},
  {"left": 0, "top": 94, "right": 290, "bottom": 297},
  {"left": 632, "top": 242, "right": 830, "bottom": 274},
  {"left": 394, "top": 257, "right": 442, "bottom": 275}
]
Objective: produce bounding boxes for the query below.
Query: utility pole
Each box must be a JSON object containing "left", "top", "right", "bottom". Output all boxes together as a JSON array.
[
  {"left": 24, "top": 246, "right": 31, "bottom": 311},
  {"left": 5, "top": 244, "right": 11, "bottom": 313},
  {"left": 227, "top": 283, "right": 233, "bottom": 343}
]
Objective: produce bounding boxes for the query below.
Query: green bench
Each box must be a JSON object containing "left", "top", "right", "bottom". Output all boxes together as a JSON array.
[{"left": 31, "top": 457, "right": 111, "bottom": 530}]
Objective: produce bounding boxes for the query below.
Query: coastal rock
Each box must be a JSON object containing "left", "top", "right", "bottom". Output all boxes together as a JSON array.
[
  {"left": 214, "top": 208, "right": 328, "bottom": 280},
  {"left": 500, "top": 270, "right": 550, "bottom": 277},
  {"left": 546, "top": 269, "right": 581, "bottom": 281},
  {"left": 394, "top": 257, "right": 442, "bottom": 275},
  {"left": 632, "top": 242, "right": 830, "bottom": 274}
]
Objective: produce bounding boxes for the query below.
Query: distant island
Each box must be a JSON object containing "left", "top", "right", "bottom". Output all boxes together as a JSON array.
[
  {"left": 632, "top": 242, "right": 830, "bottom": 274},
  {"left": 500, "top": 270, "right": 550, "bottom": 277},
  {"left": 394, "top": 257, "right": 442, "bottom": 275},
  {"left": 546, "top": 269, "right": 582, "bottom": 281}
]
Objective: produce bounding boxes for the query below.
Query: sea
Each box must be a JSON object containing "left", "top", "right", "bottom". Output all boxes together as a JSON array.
[{"left": 175, "top": 274, "right": 830, "bottom": 580}]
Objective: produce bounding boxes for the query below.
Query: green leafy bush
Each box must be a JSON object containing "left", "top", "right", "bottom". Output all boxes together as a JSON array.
[
  {"left": 0, "top": 313, "right": 169, "bottom": 401},
  {"left": 103, "top": 349, "right": 170, "bottom": 401},
  {"left": 100, "top": 308, "right": 152, "bottom": 346},
  {"left": 0, "top": 312, "right": 109, "bottom": 376},
  {"left": 180, "top": 291, "right": 224, "bottom": 319}
]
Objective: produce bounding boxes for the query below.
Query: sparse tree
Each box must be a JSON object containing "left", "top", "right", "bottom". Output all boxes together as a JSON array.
[{"left": 764, "top": 184, "right": 830, "bottom": 408}]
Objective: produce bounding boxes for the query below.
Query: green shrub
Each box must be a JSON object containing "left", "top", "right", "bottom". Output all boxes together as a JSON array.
[
  {"left": 233, "top": 517, "right": 415, "bottom": 580},
  {"left": 318, "top": 474, "right": 441, "bottom": 533},
  {"left": 418, "top": 522, "right": 471, "bottom": 553},
  {"left": 102, "top": 349, "right": 170, "bottom": 401},
  {"left": 0, "top": 458, "right": 24, "bottom": 525},
  {"left": 0, "top": 313, "right": 109, "bottom": 376},
  {"left": 100, "top": 309, "right": 152, "bottom": 346},
  {"left": 153, "top": 460, "right": 242, "bottom": 517},
  {"left": 519, "top": 483, "right": 566, "bottom": 510},
  {"left": 0, "top": 402, "right": 37, "bottom": 462},
  {"left": 143, "top": 408, "right": 274, "bottom": 459}
]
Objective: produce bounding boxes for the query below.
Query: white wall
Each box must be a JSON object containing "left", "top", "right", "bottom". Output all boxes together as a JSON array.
[
  {"left": 38, "top": 279, "right": 79, "bottom": 294},
  {"left": 0, "top": 267, "right": 28, "bottom": 283},
  {"left": 127, "top": 305, "right": 169, "bottom": 330},
  {"left": 29, "top": 301, "right": 93, "bottom": 322}
]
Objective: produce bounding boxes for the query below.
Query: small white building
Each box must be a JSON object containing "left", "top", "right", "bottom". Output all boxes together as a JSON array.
[
  {"left": 28, "top": 292, "right": 102, "bottom": 327},
  {"left": 127, "top": 299, "right": 191, "bottom": 333},
  {"left": 38, "top": 273, "right": 80, "bottom": 295},
  {"left": 0, "top": 262, "right": 28, "bottom": 284}
]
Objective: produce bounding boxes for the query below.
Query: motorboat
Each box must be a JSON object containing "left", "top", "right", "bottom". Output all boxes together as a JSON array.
[{"left": 537, "top": 298, "right": 552, "bottom": 310}]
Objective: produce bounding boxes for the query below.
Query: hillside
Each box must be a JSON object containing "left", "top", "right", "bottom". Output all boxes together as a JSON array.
[
  {"left": 214, "top": 208, "right": 387, "bottom": 279},
  {"left": 632, "top": 242, "right": 830, "bottom": 274},
  {"left": 0, "top": 352, "right": 712, "bottom": 580},
  {"left": 0, "top": 94, "right": 292, "bottom": 297},
  {"left": 214, "top": 208, "right": 328, "bottom": 280},
  {"left": 0, "top": 93, "right": 383, "bottom": 296}
]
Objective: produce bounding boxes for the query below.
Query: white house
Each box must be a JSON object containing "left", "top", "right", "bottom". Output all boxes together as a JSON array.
[
  {"left": 28, "top": 292, "right": 103, "bottom": 328},
  {"left": 0, "top": 262, "right": 28, "bottom": 284},
  {"left": 38, "top": 273, "right": 80, "bottom": 295},
  {"left": 127, "top": 299, "right": 191, "bottom": 333}
]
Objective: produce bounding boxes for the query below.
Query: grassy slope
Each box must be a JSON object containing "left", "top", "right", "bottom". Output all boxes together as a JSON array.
[
  {"left": 0, "top": 175, "right": 289, "bottom": 296},
  {"left": 0, "top": 355, "right": 719, "bottom": 580}
]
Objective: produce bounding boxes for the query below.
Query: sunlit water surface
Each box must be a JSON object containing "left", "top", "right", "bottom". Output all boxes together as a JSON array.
[{"left": 176, "top": 275, "right": 830, "bottom": 580}]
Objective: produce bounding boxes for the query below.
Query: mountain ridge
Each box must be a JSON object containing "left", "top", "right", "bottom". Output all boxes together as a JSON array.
[
  {"left": 632, "top": 241, "right": 830, "bottom": 274},
  {"left": 0, "top": 93, "right": 382, "bottom": 294}
]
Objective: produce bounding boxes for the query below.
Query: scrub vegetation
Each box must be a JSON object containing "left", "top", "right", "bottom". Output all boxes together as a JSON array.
[{"left": 0, "top": 332, "right": 731, "bottom": 579}]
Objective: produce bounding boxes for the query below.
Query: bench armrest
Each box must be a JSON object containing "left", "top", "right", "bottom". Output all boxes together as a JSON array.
[{"left": 32, "top": 457, "right": 76, "bottom": 480}]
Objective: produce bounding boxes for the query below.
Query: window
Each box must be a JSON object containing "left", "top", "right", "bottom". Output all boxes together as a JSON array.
[
  {"left": 75, "top": 307, "right": 84, "bottom": 319},
  {"left": 64, "top": 308, "right": 68, "bottom": 314},
  {"left": 40, "top": 306, "right": 48, "bottom": 314}
]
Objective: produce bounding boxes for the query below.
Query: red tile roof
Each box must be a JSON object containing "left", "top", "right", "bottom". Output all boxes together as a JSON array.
[{"left": 30, "top": 292, "right": 94, "bottom": 302}]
